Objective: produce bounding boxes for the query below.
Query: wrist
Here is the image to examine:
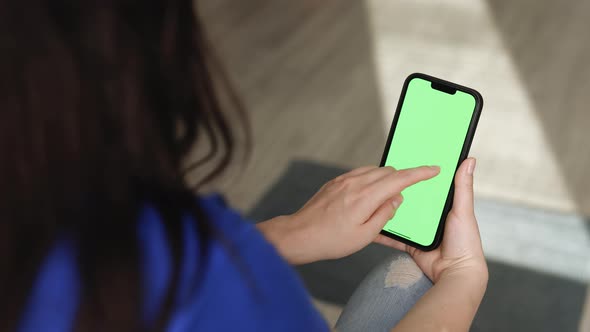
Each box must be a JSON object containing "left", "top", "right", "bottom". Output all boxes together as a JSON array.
[
  {"left": 437, "top": 262, "right": 488, "bottom": 302},
  {"left": 257, "top": 215, "right": 314, "bottom": 265},
  {"left": 397, "top": 263, "right": 488, "bottom": 332}
]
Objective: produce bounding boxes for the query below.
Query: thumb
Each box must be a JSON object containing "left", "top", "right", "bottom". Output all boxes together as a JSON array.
[
  {"left": 452, "top": 157, "right": 476, "bottom": 216},
  {"left": 363, "top": 194, "right": 404, "bottom": 233}
]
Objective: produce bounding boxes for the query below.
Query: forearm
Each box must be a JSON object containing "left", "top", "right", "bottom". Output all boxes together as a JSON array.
[
  {"left": 392, "top": 270, "right": 487, "bottom": 332},
  {"left": 256, "top": 216, "right": 315, "bottom": 265}
]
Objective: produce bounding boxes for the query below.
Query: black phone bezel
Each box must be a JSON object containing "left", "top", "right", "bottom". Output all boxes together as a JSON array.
[{"left": 379, "top": 72, "right": 483, "bottom": 251}]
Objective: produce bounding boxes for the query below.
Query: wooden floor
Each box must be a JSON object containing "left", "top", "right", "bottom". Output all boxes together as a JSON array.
[
  {"left": 197, "top": 0, "right": 384, "bottom": 212},
  {"left": 197, "top": 0, "right": 590, "bottom": 216},
  {"left": 486, "top": 0, "right": 590, "bottom": 215},
  {"left": 197, "top": 0, "right": 590, "bottom": 329}
]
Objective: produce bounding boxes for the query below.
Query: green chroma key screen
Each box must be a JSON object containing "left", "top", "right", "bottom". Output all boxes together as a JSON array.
[{"left": 382, "top": 77, "right": 476, "bottom": 246}]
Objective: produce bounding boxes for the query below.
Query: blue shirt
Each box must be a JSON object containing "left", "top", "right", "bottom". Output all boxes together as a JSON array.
[{"left": 18, "top": 194, "right": 329, "bottom": 332}]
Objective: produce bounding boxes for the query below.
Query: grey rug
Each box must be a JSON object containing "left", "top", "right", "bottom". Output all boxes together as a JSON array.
[{"left": 247, "top": 160, "right": 587, "bottom": 332}]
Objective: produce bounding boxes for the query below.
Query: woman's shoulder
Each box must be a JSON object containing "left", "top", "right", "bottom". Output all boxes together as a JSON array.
[
  {"left": 138, "top": 193, "right": 330, "bottom": 332},
  {"left": 196, "top": 193, "right": 255, "bottom": 234}
]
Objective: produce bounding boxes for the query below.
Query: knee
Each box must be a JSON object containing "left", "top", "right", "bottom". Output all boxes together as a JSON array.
[
  {"left": 335, "top": 252, "right": 432, "bottom": 332},
  {"left": 383, "top": 253, "right": 426, "bottom": 289}
]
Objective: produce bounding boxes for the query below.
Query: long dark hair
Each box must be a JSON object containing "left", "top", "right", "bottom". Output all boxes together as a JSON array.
[{"left": 0, "top": 0, "right": 246, "bottom": 330}]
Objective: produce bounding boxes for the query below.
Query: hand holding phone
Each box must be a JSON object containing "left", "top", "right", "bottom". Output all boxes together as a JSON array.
[
  {"left": 375, "top": 158, "right": 488, "bottom": 332},
  {"left": 375, "top": 157, "right": 487, "bottom": 284}
]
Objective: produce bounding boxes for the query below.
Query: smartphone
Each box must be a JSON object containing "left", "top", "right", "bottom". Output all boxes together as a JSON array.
[{"left": 379, "top": 73, "right": 483, "bottom": 251}]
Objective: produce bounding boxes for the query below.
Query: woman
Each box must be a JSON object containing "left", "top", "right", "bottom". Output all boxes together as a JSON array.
[{"left": 0, "top": 0, "right": 487, "bottom": 331}]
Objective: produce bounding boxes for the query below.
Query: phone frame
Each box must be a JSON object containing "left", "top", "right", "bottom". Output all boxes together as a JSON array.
[{"left": 379, "top": 72, "right": 483, "bottom": 251}]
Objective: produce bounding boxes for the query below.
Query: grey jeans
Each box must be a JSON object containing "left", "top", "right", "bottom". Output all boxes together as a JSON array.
[{"left": 335, "top": 251, "right": 433, "bottom": 332}]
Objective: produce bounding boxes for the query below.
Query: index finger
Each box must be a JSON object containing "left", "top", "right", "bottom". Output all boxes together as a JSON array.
[{"left": 365, "top": 165, "right": 440, "bottom": 209}]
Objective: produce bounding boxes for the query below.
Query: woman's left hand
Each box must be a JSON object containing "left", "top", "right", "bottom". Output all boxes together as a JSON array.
[{"left": 257, "top": 165, "right": 440, "bottom": 264}]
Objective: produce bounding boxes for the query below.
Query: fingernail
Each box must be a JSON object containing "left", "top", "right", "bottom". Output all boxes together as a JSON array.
[
  {"left": 429, "top": 165, "right": 440, "bottom": 172},
  {"left": 467, "top": 158, "right": 476, "bottom": 175}
]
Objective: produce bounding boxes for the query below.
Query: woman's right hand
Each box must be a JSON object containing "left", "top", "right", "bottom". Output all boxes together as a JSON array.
[
  {"left": 375, "top": 157, "right": 488, "bottom": 285},
  {"left": 258, "top": 164, "right": 440, "bottom": 265}
]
